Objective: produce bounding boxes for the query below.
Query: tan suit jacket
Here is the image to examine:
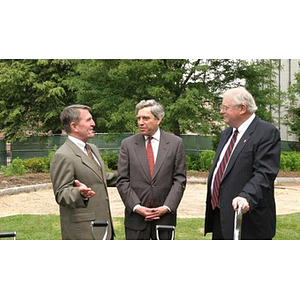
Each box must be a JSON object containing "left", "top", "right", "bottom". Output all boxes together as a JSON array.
[{"left": 50, "top": 138, "right": 114, "bottom": 239}]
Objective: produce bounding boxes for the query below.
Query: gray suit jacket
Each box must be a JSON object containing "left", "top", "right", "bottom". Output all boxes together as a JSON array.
[
  {"left": 50, "top": 138, "right": 114, "bottom": 239},
  {"left": 116, "top": 131, "right": 186, "bottom": 231}
]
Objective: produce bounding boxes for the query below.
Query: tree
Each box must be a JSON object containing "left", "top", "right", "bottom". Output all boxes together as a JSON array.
[
  {"left": 69, "top": 59, "right": 280, "bottom": 136},
  {"left": 0, "top": 59, "right": 281, "bottom": 141},
  {"left": 0, "top": 59, "right": 76, "bottom": 141},
  {"left": 286, "top": 71, "right": 300, "bottom": 140}
]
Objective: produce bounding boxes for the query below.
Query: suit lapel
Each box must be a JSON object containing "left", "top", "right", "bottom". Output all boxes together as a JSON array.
[
  {"left": 152, "top": 132, "right": 169, "bottom": 180},
  {"left": 66, "top": 139, "right": 104, "bottom": 182},
  {"left": 222, "top": 116, "right": 258, "bottom": 180},
  {"left": 134, "top": 134, "right": 151, "bottom": 180}
]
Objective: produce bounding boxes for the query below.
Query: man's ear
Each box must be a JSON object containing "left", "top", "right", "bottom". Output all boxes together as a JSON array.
[
  {"left": 70, "top": 121, "right": 79, "bottom": 132},
  {"left": 156, "top": 117, "right": 162, "bottom": 125}
]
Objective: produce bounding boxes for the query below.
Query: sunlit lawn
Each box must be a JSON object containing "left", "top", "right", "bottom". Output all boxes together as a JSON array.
[{"left": 0, "top": 213, "right": 299, "bottom": 240}]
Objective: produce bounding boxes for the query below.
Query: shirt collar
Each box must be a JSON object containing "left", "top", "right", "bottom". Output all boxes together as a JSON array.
[
  {"left": 235, "top": 113, "right": 256, "bottom": 135},
  {"left": 145, "top": 128, "right": 161, "bottom": 141},
  {"left": 68, "top": 135, "right": 86, "bottom": 153}
]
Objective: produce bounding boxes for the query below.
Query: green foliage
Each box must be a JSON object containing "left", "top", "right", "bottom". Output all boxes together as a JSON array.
[
  {"left": 280, "top": 151, "right": 300, "bottom": 171},
  {"left": 0, "top": 59, "right": 77, "bottom": 141},
  {"left": 23, "top": 157, "right": 49, "bottom": 173},
  {"left": 1, "top": 151, "right": 56, "bottom": 176},
  {"left": 186, "top": 150, "right": 215, "bottom": 171},
  {"left": 187, "top": 150, "right": 300, "bottom": 172},
  {"left": 100, "top": 152, "right": 119, "bottom": 170},
  {"left": 68, "top": 59, "right": 280, "bottom": 137},
  {"left": 286, "top": 72, "right": 300, "bottom": 140},
  {"left": 199, "top": 150, "right": 215, "bottom": 171},
  {"left": 0, "top": 157, "right": 26, "bottom": 176},
  {"left": 0, "top": 59, "right": 281, "bottom": 141}
]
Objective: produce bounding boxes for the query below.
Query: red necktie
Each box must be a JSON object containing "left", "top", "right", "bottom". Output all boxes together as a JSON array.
[
  {"left": 146, "top": 136, "right": 155, "bottom": 178},
  {"left": 211, "top": 129, "right": 238, "bottom": 210}
]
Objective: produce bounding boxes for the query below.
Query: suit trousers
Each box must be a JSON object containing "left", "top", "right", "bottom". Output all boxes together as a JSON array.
[
  {"left": 125, "top": 222, "right": 173, "bottom": 240},
  {"left": 212, "top": 208, "right": 225, "bottom": 240}
]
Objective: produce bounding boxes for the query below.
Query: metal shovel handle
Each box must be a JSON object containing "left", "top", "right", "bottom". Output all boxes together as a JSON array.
[
  {"left": 0, "top": 231, "right": 17, "bottom": 240},
  {"left": 233, "top": 203, "right": 243, "bottom": 240},
  {"left": 156, "top": 225, "right": 175, "bottom": 240},
  {"left": 90, "top": 221, "right": 108, "bottom": 240}
]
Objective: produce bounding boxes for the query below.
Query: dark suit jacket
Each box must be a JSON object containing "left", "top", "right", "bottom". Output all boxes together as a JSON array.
[
  {"left": 205, "top": 116, "right": 281, "bottom": 239},
  {"left": 116, "top": 130, "right": 187, "bottom": 231},
  {"left": 50, "top": 138, "right": 114, "bottom": 240}
]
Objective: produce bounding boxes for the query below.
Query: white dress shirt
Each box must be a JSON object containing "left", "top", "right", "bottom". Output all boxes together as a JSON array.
[
  {"left": 144, "top": 128, "right": 160, "bottom": 163},
  {"left": 211, "top": 113, "right": 256, "bottom": 194}
]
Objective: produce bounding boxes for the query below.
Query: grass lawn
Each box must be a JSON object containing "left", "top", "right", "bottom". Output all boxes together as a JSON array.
[{"left": 0, "top": 213, "right": 299, "bottom": 240}]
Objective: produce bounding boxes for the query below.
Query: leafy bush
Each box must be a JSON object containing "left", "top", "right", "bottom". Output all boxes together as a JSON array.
[
  {"left": 23, "top": 151, "right": 55, "bottom": 173},
  {"left": 186, "top": 150, "right": 215, "bottom": 171},
  {"left": 198, "top": 150, "right": 215, "bottom": 171},
  {"left": 280, "top": 151, "right": 300, "bottom": 171},
  {"left": 23, "top": 157, "right": 49, "bottom": 173},
  {"left": 0, "top": 157, "right": 26, "bottom": 176},
  {"left": 101, "top": 152, "right": 119, "bottom": 170}
]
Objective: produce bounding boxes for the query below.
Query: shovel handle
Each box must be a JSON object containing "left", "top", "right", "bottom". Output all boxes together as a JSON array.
[
  {"left": 90, "top": 221, "right": 108, "bottom": 227},
  {"left": 0, "top": 231, "right": 17, "bottom": 239}
]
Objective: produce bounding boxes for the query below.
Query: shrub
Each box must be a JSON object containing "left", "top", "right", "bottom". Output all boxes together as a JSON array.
[
  {"left": 186, "top": 150, "right": 215, "bottom": 171},
  {"left": 0, "top": 157, "right": 26, "bottom": 176},
  {"left": 199, "top": 150, "right": 215, "bottom": 171},
  {"left": 280, "top": 151, "right": 300, "bottom": 171},
  {"left": 101, "top": 152, "right": 119, "bottom": 170},
  {"left": 23, "top": 151, "right": 55, "bottom": 173},
  {"left": 23, "top": 157, "right": 49, "bottom": 173}
]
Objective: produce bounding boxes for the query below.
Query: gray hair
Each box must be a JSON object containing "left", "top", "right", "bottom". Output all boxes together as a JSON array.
[
  {"left": 60, "top": 104, "right": 91, "bottom": 133},
  {"left": 135, "top": 99, "right": 165, "bottom": 119},
  {"left": 223, "top": 87, "right": 258, "bottom": 113}
]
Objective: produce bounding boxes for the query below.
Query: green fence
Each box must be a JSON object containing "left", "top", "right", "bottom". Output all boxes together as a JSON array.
[
  {"left": 8, "top": 133, "right": 213, "bottom": 161},
  {"left": 1, "top": 134, "right": 299, "bottom": 164},
  {"left": 11, "top": 135, "right": 68, "bottom": 160}
]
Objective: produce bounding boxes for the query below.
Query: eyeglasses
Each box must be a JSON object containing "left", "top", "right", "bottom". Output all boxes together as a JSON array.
[{"left": 220, "top": 104, "right": 240, "bottom": 112}]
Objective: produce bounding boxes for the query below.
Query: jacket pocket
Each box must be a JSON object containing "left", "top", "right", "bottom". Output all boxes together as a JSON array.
[{"left": 72, "top": 212, "right": 96, "bottom": 223}]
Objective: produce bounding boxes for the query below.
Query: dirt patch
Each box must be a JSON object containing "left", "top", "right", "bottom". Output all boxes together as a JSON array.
[
  {"left": 1, "top": 171, "right": 299, "bottom": 189},
  {"left": 0, "top": 172, "right": 300, "bottom": 219},
  {"left": 0, "top": 173, "right": 51, "bottom": 189}
]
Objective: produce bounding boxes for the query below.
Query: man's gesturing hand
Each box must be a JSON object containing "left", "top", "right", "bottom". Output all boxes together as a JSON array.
[{"left": 74, "top": 179, "right": 96, "bottom": 198}]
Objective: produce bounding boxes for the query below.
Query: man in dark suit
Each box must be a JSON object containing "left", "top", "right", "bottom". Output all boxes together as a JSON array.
[
  {"left": 205, "top": 87, "right": 281, "bottom": 240},
  {"left": 116, "top": 99, "right": 186, "bottom": 240},
  {"left": 50, "top": 105, "right": 115, "bottom": 239}
]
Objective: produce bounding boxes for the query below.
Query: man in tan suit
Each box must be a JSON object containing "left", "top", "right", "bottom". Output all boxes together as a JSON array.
[
  {"left": 117, "top": 100, "right": 186, "bottom": 239},
  {"left": 50, "top": 105, "right": 114, "bottom": 240}
]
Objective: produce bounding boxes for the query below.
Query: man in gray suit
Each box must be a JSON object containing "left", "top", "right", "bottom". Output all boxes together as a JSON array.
[
  {"left": 116, "top": 99, "right": 186, "bottom": 240},
  {"left": 50, "top": 105, "right": 114, "bottom": 240}
]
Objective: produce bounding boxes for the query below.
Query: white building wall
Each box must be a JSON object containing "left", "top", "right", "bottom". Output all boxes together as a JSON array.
[{"left": 275, "top": 59, "right": 300, "bottom": 141}]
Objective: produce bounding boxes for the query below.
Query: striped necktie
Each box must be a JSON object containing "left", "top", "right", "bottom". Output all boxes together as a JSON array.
[
  {"left": 85, "top": 144, "right": 102, "bottom": 173},
  {"left": 211, "top": 129, "right": 239, "bottom": 210},
  {"left": 146, "top": 136, "right": 155, "bottom": 178}
]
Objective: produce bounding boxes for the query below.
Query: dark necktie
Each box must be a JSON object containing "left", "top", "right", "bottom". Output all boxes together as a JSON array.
[
  {"left": 85, "top": 144, "right": 102, "bottom": 174},
  {"left": 146, "top": 136, "right": 155, "bottom": 178},
  {"left": 211, "top": 129, "right": 239, "bottom": 210}
]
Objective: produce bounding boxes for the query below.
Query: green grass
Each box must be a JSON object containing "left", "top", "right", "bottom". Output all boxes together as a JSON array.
[{"left": 0, "top": 214, "right": 299, "bottom": 240}]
